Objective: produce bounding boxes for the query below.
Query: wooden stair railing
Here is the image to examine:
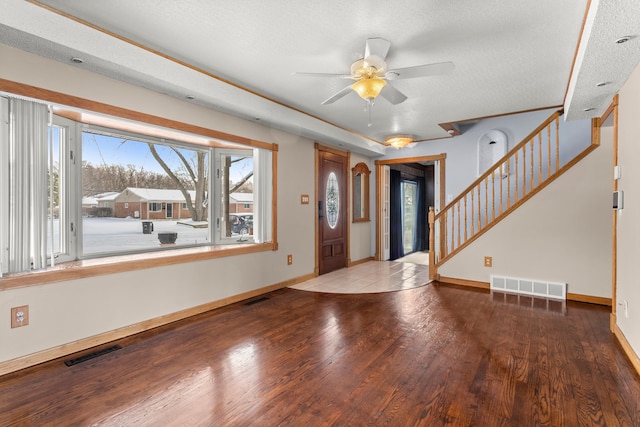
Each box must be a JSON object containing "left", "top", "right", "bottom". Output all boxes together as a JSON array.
[{"left": 428, "top": 110, "right": 598, "bottom": 279}]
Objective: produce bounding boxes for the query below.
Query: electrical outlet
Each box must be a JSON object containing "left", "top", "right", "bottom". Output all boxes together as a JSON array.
[
  {"left": 287, "top": 254, "right": 293, "bottom": 265},
  {"left": 11, "top": 305, "right": 29, "bottom": 328},
  {"left": 484, "top": 256, "right": 492, "bottom": 267}
]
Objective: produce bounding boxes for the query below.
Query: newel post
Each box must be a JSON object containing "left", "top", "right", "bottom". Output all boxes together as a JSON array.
[{"left": 428, "top": 206, "right": 436, "bottom": 280}]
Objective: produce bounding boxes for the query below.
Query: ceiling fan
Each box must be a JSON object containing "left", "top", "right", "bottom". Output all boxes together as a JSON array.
[{"left": 293, "top": 37, "right": 454, "bottom": 106}]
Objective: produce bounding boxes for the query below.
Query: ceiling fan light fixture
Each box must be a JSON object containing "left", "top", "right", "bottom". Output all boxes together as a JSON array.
[
  {"left": 352, "top": 77, "right": 387, "bottom": 100},
  {"left": 385, "top": 135, "right": 414, "bottom": 149}
]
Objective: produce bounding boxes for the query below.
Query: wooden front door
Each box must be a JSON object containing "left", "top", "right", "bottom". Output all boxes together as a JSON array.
[{"left": 318, "top": 149, "right": 348, "bottom": 275}]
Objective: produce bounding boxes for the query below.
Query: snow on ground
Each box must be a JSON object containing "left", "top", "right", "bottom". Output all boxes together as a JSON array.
[{"left": 82, "top": 217, "right": 210, "bottom": 255}]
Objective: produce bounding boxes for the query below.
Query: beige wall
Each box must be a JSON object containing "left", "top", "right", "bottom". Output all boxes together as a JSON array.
[
  {"left": 439, "top": 124, "right": 613, "bottom": 298},
  {"left": 0, "top": 44, "right": 319, "bottom": 363},
  {"left": 617, "top": 63, "right": 640, "bottom": 357}
]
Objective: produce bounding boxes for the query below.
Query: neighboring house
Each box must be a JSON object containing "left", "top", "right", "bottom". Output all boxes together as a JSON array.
[
  {"left": 230, "top": 192, "right": 253, "bottom": 213},
  {"left": 83, "top": 192, "right": 118, "bottom": 217},
  {"left": 81, "top": 196, "right": 98, "bottom": 210},
  {"left": 113, "top": 188, "right": 196, "bottom": 220},
  {"left": 94, "top": 192, "right": 118, "bottom": 215}
]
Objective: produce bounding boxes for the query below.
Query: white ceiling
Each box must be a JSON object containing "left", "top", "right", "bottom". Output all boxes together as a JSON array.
[{"left": 1, "top": 0, "right": 639, "bottom": 156}]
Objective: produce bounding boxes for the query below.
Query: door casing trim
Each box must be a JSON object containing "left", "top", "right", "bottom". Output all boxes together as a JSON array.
[
  {"left": 374, "top": 154, "right": 446, "bottom": 261},
  {"left": 315, "top": 143, "right": 350, "bottom": 275}
]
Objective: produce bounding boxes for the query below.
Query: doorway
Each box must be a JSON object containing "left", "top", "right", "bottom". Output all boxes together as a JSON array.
[
  {"left": 316, "top": 145, "right": 349, "bottom": 275},
  {"left": 402, "top": 180, "right": 418, "bottom": 254},
  {"left": 376, "top": 154, "right": 445, "bottom": 261}
]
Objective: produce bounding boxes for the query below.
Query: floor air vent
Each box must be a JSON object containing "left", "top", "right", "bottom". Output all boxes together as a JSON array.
[
  {"left": 64, "top": 345, "right": 122, "bottom": 367},
  {"left": 490, "top": 275, "right": 566, "bottom": 300},
  {"left": 244, "top": 297, "right": 269, "bottom": 306}
]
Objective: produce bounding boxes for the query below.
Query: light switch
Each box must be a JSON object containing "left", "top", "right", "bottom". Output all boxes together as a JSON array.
[{"left": 301, "top": 194, "right": 310, "bottom": 204}]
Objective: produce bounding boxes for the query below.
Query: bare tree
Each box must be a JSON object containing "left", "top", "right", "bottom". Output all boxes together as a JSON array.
[
  {"left": 82, "top": 162, "right": 176, "bottom": 195},
  {"left": 148, "top": 144, "right": 208, "bottom": 221},
  {"left": 229, "top": 170, "right": 253, "bottom": 193}
]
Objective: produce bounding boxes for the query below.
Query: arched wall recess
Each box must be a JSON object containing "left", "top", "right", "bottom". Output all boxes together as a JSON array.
[
  {"left": 477, "top": 129, "right": 508, "bottom": 177},
  {"left": 352, "top": 162, "right": 370, "bottom": 222}
]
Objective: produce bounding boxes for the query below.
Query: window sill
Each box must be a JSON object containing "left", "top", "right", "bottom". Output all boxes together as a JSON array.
[{"left": 0, "top": 242, "right": 277, "bottom": 291}]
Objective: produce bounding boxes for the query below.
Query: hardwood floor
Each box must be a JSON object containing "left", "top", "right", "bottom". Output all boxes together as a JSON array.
[{"left": 1, "top": 263, "right": 639, "bottom": 426}]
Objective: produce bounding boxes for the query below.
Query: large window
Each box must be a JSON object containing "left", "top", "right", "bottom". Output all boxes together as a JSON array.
[
  {"left": 0, "top": 95, "right": 274, "bottom": 275},
  {"left": 79, "top": 127, "right": 213, "bottom": 256}
]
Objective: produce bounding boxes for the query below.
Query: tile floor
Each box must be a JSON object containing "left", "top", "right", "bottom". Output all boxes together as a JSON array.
[
  {"left": 289, "top": 259, "right": 431, "bottom": 294},
  {"left": 395, "top": 250, "right": 429, "bottom": 265}
]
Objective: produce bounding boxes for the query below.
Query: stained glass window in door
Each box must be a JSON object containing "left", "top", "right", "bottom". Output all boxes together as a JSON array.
[{"left": 326, "top": 172, "right": 339, "bottom": 229}]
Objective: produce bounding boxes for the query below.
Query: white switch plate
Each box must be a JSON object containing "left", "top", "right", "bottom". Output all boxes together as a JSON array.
[
  {"left": 614, "top": 165, "right": 622, "bottom": 180},
  {"left": 624, "top": 300, "right": 629, "bottom": 318}
]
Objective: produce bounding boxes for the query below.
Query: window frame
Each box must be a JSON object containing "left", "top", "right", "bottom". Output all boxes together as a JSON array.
[
  {"left": 47, "top": 115, "right": 80, "bottom": 265},
  {"left": 148, "top": 202, "right": 162, "bottom": 212},
  {"left": 75, "top": 120, "right": 261, "bottom": 257},
  {"left": 214, "top": 148, "right": 255, "bottom": 244},
  {"left": 69, "top": 118, "right": 217, "bottom": 258},
  {"left": 0, "top": 97, "right": 8, "bottom": 274},
  {"left": 0, "top": 82, "right": 278, "bottom": 287}
]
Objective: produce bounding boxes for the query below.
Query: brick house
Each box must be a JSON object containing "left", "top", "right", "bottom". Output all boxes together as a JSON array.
[
  {"left": 113, "top": 188, "right": 196, "bottom": 220},
  {"left": 230, "top": 192, "right": 253, "bottom": 213}
]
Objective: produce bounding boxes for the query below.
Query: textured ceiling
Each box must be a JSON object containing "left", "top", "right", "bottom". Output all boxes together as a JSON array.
[{"left": 1, "top": 0, "right": 639, "bottom": 155}]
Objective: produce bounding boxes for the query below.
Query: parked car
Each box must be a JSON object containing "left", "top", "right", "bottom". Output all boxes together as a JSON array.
[{"left": 230, "top": 213, "right": 253, "bottom": 235}]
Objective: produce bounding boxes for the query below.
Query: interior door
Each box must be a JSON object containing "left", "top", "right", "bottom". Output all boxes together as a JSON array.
[
  {"left": 382, "top": 165, "right": 390, "bottom": 260},
  {"left": 318, "top": 150, "right": 347, "bottom": 275}
]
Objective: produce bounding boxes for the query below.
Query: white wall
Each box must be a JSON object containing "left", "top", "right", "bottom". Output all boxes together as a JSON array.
[
  {"left": 0, "top": 44, "right": 320, "bottom": 363},
  {"left": 617, "top": 63, "right": 640, "bottom": 357},
  {"left": 438, "top": 132, "right": 613, "bottom": 298},
  {"left": 379, "top": 109, "right": 559, "bottom": 199},
  {"left": 378, "top": 109, "right": 591, "bottom": 202}
]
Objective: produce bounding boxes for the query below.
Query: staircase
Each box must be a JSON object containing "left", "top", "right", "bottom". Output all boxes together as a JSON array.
[{"left": 428, "top": 110, "right": 599, "bottom": 279}]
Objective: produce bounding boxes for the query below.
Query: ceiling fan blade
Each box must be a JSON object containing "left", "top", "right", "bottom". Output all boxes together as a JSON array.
[
  {"left": 321, "top": 85, "right": 354, "bottom": 105},
  {"left": 292, "top": 71, "right": 354, "bottom": 79},
  {"left": 364, "top": 38, "right": 391, "bottom": 61},
  {"left": 380, "top": 83, "right": 408, "bottom": 105},
  {"left": 386, "top": 61, "right": 455, "bottom": 80}
]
